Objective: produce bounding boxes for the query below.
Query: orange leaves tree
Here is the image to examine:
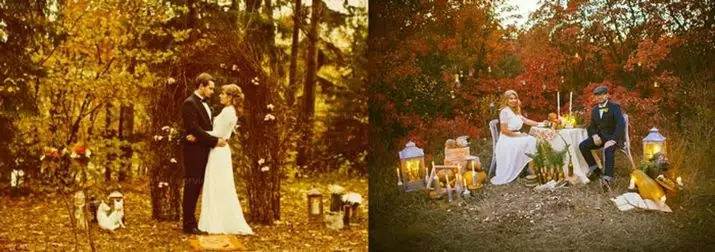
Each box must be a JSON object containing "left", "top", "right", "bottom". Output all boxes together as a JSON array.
[{"left": 371, "top": 0, "right": 515, "bottom": 160}]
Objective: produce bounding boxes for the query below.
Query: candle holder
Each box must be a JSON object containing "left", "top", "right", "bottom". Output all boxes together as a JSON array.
[
  {"left": 398, "top": 141, "right": 427, "bottom": 192},
  {"left": 307, "top": 187, "right": 323, "bottom": 223}
]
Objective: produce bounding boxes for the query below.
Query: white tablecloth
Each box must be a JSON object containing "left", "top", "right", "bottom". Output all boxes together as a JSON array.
[{"left": 530, "top": 127, "right": 592, "bottom": 184}]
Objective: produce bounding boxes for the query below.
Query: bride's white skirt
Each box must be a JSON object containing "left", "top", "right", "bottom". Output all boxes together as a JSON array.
[
  {"left": 198, "top": 146, "right": 254, "bottom": 235},
  {"left": 491, "top": 133, "right": 537, "bottom": 185}
]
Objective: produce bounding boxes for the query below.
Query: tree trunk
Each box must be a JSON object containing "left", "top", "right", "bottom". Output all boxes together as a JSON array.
[
  {"left": 242, "top": 0, "right": 283, "bottom": 224},
  {"left": 104, "top": 104, "right": 114, "bottom": 182},
  {"left": 296, "top": 0, "right": 320, "bottom": 172},
  {"left": 118, "top": 104, "right": 134, "bottom": 182},
  {"left": 288, "top": 0, "right": 301, "bottom": 107}
]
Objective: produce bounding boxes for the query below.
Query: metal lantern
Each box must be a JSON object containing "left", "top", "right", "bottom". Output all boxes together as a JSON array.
[
  {"left": 307, "top": 187, "right": 323, "bottom": 222},
  {"left": 643, "top": 127, "right": 667, "bottom": 160},
  {"left": 398, "top": 141, "right": 427, "bottom": 192}
]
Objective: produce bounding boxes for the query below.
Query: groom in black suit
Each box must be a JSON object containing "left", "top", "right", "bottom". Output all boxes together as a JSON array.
[
  {"left": 181, "top": 73, "right": 227, "bottom": 234},
  {"left": 579, "top": 85, "right": 626, "bottom": 187}
]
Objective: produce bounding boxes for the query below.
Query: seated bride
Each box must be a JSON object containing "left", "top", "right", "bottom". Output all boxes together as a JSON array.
[{"left": 491, "top": 90, "right": 541, "bottom": 185}]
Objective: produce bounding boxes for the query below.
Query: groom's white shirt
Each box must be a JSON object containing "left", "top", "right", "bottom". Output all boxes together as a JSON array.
[
  {"left": 598, "top": 100, "right": 608, "bottom": 119},
  {"left": 194, "top": 91, "right": 212, "bottom": 124}
]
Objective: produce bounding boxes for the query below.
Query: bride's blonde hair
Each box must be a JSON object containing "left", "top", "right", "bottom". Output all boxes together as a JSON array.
[
  {"left": 500, "top": 89, "right": 522, "bottom": 115},
  {"left": 222, "top": 84, "right": 244, "bottom": 109}
]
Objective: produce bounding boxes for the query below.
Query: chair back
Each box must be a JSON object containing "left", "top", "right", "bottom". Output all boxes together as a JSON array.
[
  {"left": 489, "top": 119, "right": 500, "bottom": 147},
  {"left": 488, "top": 119, "right": 500, "bottom": 177}
]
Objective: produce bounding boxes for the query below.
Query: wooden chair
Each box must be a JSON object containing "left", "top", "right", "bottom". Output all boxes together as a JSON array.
[
  {"left": 591, "top": 113, "right": 636, "bottom": 172},
  {"left": 488, "top": 119, "right": 500, "bottom": 178}
]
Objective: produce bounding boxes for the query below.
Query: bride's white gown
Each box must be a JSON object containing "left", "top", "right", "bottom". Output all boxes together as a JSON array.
[{"left": 198, "top": 106, "right": 253, "bottom": 235}]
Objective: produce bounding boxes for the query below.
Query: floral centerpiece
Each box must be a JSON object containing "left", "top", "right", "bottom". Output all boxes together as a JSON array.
[
  {"left": 525, "top": 141, "right": 568, "bottom": 184},
  {"left": 70, "top": 143, "right": 92, "bottom": 162}
]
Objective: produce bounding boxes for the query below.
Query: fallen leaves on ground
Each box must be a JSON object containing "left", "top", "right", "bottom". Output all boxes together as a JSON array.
[{"left": 0, "top": 173, "right": 367, "bottom": 251}]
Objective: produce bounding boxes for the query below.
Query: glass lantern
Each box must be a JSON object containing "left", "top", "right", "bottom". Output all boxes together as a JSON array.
[
  {"left": 398, "top": 141, "right": 427, "bottom": 192},
  {"left": 643, "top": 127, "right": 666, "bottom": 160},
  {"left": 307, "top": 187, "right": 323, "bottom": 222}
]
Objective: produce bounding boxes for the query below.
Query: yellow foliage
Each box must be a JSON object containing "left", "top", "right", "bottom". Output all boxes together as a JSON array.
[{"left": 631, "top": 169, "right": 665, "bottom": 202}]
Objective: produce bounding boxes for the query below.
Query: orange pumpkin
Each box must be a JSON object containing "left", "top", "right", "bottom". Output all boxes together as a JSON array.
[{"left": 464, "top": 170, "right": 487, "bottom": 188}]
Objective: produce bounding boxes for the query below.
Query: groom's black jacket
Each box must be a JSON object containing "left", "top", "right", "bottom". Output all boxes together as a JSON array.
[
  {"left": 181, "top": 93, "right": 219, "bottom": 178},
  {"left": 587, "top": 100, "right": 626, "bottom": 147}
]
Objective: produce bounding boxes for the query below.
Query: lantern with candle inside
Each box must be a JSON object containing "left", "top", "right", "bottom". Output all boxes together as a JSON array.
[
  {"left": 398, "top": 141, "right": 427, "bottom": 192},
  {"left": 643, "top": 127, "right": 667, "bottom": 160},
  {"left": 307, "top": 187, "right": 323, "bottom": 223}
]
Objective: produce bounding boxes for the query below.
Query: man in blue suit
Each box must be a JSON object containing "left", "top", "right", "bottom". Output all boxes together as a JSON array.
[{"left": 579, "top": 85, "right": 626, "bottom": 187}]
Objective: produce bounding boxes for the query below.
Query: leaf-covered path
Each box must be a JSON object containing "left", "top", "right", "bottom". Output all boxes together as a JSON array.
[{"left": 0, "top": 174, "right": 367, "bottom": 251}]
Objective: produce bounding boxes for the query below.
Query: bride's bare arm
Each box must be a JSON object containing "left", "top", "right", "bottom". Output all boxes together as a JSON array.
[{"left": 520, "top": 115, "right": 539, "bottom": 127}]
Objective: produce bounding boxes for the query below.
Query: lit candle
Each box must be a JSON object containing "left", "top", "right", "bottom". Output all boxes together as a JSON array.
[
  {"left": 628, "top": 175, "right": 636, "bottom": 190},
  {"left": 397, "top": 168, "right": 402, "bottom": 186},
  {"left": 311, "top": 199, "right": 320, "bottom": 214},
  {"left": 446, "top": 174, "right": 453, "bottom": 202},
  {"left": 424, "top": 162, "right": 429, "bottom": 181},
  {"left": 557, "top": 92, "right": 560, "bottom": 117},
  {"left": 569, "top": 91, "right": 573, "bottom": 115}
]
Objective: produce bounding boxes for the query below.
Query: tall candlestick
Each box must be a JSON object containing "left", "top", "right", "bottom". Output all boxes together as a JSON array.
[
  {"left": 424, "top": 162, "right": 428, "bottom": 182},
  {"left": 397, "top": 168, "right": 402, "bottom": 186},
  {"left": 557, "top": 92, "right": 560, "bottom": 117},
  {"left": 569, "top": 92, "right": 573, "bottom": 115},
  {"left": 446, "top": 174, "right": 453, "bottom": 202}
]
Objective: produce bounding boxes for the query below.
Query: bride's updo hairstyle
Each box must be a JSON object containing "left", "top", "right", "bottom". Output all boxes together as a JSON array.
[
  {"left": 500, "top": 89, "right": 522, "bottom": 115},
  {"left": 222, "top": 84, "right": 244, "bottom": 108}
]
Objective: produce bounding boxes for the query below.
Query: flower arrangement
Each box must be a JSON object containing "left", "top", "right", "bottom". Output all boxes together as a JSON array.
[
  {"left": 639, "top": 152, "right": 670, "bottom": 180},
  {"left": 342, "top": 192, "right": 363, "bottom": 206},
  {"left": 70, "top": 143, "right": 92, "bottom": 160},
  {"left": 547, "top": 113, "right": 562, "bottom": 129},
  {"left": 525, "top": 140, "right": 568, "bottom": 184}
]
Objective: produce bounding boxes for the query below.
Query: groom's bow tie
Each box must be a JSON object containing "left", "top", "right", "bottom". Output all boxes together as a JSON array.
[{"left": 201, "top": 98, "right": 208, "bottom": 103}]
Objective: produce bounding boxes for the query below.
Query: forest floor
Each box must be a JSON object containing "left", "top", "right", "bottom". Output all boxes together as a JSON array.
[
  {"left": 0, "top": 172, "right": 368, "bottom": 251},
  {"left": 370, "top": 154, "right": 715, "bottom": 251}
]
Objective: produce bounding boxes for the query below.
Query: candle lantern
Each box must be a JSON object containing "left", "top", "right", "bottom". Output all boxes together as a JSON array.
[
  {"left": 74, "top": 191, "right": 88, "bottom": 230},
  {"left": 398, "top": 141, "right": 427, "bottom": 192},
  {"left": 643, "top": 127, "right": 667, "bottom": 160},
  {"left": 307, "top": 187, "right": 323, "bottom": 222}
]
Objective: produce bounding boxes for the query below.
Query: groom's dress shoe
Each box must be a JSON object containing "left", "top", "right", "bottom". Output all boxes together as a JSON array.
[{"left": 183, "top": 227, "right": 207, "bottom": 235}]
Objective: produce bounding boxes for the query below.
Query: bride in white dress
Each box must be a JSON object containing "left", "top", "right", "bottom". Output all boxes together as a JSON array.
[
  {"left": 188, "top": 84, "right": 253, "bottom": 235},
  {"left": 491, "top": 90, "right": 540, "bottom": 185}
]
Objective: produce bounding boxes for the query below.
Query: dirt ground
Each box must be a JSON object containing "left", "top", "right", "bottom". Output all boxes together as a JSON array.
[
  {"left": 0, "top": 174, "right": 368, "bottom": 251},
  {"left": 369, "top": 158, "right": 715, "bottom": 251}
]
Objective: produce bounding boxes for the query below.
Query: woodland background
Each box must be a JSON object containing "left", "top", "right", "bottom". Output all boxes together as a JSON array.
[
  {"left": 369, "top": 0, "right": 714, "bottom": 250},
  {"left": 0, "top": 0, "right": 367, "bottom": 250}
]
